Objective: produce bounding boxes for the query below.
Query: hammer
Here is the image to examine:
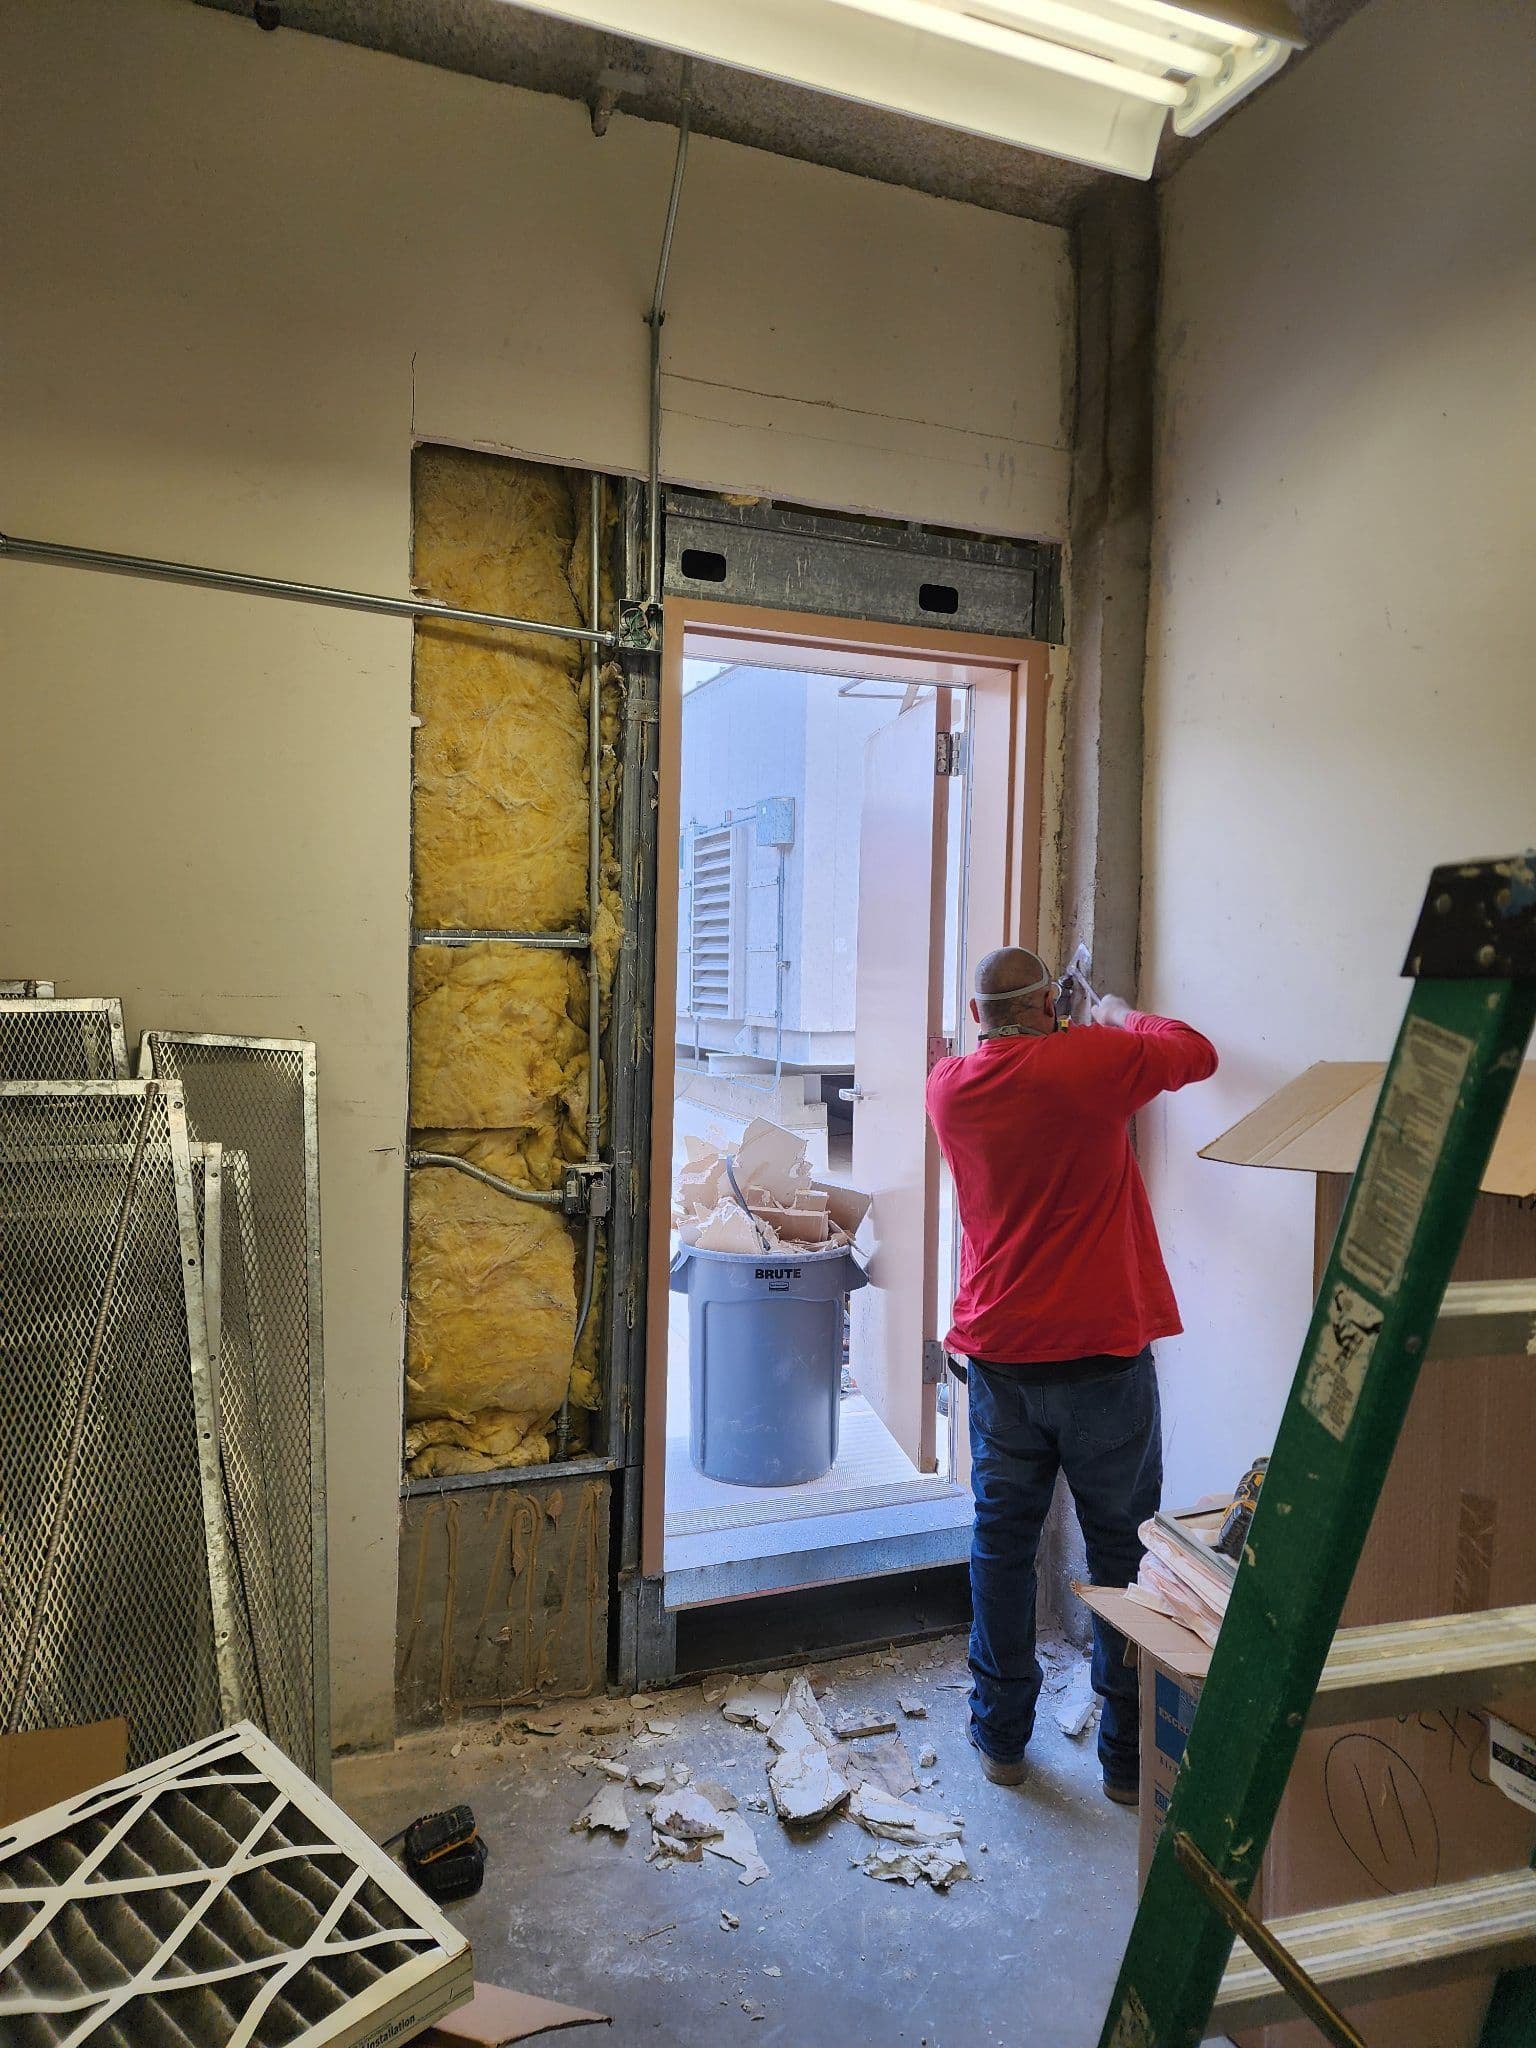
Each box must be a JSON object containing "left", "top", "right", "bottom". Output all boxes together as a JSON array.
[{"left": 1056, "top": 942, "right": 1098, "bottom": 1029}]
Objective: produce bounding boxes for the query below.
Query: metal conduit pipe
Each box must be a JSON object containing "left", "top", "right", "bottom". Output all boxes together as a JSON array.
[
  {"left": 561, "top": 473, "right": 608, "bottom": 1455},
  {"left": 406, "top": 1150, "right": 564, "bottom": 1208},
  {"left": 413, "top": 927, "right": 591, "bottom": 950},
  {"left": 0, "top": 531, "right": 616, "bottom": 650},
  {"left": 645, "top": 62, "right": 693, "bottom": 613}
]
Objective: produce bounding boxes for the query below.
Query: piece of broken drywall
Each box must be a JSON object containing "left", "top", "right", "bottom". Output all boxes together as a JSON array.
[{"left": 406, "top": 446, "right": 618, "bottom": 1477}]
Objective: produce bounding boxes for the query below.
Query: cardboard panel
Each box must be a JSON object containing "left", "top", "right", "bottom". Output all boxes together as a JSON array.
[
  {"left": 1203, "top": 1062, "right": 1536, "bottom": 1198},
  {"left": 0, "top": 1720, "right": 127, "bottom": 1826},
  {"left": 424, "top": 1981, "right": 610, "bottom": 2044}
]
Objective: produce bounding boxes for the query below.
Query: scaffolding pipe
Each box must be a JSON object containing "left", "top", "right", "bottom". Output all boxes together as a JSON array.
[
  {"left": 0, "top": 531, "right": 616, "bottom": 650},
  {"left": 645, "top": 63, "right": 692, "bottom": 614}
]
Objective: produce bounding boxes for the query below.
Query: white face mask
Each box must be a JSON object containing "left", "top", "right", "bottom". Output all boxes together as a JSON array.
[
  {"left": 976, "top": 971, "right": 1057, "bottom": 1038},
  {"left": 984, "top": 973, "right": 1051, "bottom": 1002}
]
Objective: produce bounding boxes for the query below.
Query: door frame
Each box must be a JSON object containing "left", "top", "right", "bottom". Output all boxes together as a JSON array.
[{"left": 644, "top": 597, "right": 1051, "bottom": 1581}]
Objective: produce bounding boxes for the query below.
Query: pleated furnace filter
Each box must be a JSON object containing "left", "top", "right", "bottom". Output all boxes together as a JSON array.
[{"left": 0, "top": 1721, "right": 473, "bottom": 2047}]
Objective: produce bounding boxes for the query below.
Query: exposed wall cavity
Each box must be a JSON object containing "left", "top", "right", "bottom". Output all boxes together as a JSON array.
[{"left": 406, "top": 445, "right": 618, "bottom": 1477}]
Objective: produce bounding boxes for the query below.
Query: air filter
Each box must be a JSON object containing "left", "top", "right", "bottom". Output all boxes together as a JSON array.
[
  {"left": 0, "top": 1080, "right": 242, "bottom": 1764},
  {"left": 140, "top": 1033, "right": 329, "bottom": 1785},
  {"left": 0, "top": 1720, "right": 474, "bottom": 2047},
  {"left": 0, "top": 998, "right": 127, "bottom": 1079}
]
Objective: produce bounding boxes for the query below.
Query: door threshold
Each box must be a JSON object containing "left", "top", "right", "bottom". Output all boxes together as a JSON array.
[{"left": 663, "top": 1487, "right": 972, "bottom": 1610}]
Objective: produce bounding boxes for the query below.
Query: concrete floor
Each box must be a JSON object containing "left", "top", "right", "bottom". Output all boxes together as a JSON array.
[{"left": 335, "top": 1631, "right": 1142, "bottom": 2048}]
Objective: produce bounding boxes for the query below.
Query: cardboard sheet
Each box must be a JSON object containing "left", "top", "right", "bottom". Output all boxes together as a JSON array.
[
  {"left": 423, "top": 1981, "right": 611, "bottom": 2045},
  {"left": 1074, "top": 1583, "right": 1211, "bottom": 1685},
  {"left": 1202, "top": 1059, "right": 1536, "bottom": 1196},
  {"left": 0, "top": 1720, "right": 127, "bottom": 1826}
]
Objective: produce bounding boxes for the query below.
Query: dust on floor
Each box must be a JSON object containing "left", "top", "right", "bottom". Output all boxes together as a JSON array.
[{"left": 334, "top": 1631, "right": 1138, "bottom": 2048}]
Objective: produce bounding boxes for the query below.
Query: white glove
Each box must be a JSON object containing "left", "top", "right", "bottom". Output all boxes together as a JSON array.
[{"left": 1091, "top": 993, "right": 1133, "bottom": 1029}]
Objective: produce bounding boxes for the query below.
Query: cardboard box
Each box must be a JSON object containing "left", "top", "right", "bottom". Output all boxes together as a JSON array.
[
  {"left": 1076, "top": 1585, "right": 1212, "bottom": 1885},
  {"left": 1194, "top": 1064, "right": 1536, "bottom": 2046},
  {"left": 0, "top": 1719, "right": 127, "bottom": 1827}
]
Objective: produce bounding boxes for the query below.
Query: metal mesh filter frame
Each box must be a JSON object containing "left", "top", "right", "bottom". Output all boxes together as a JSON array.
[
  {"left": 205, "top": 1141, "right": 312, "bottom": 1767},
  {"left": 0, "top": 998, "right": 129, "bottom": 1080},
  {"left": 0, "top": 981, "right": 55, "bottom": 998},
  {"left": 194, "top": 1141, "right": 275, "bottom": 1742},
  {"left": 139, "top": 1033, "right": 330, "bottom": 1786},
  {"left": 0, "top": 1718, "right": 473, "bottom": 2048},
  {"left": 0, "top": 1081, "right": 246, "bottom": 1760}
]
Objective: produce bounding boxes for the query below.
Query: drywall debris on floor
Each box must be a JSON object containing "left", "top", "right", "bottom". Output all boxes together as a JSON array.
[
  {"left": 406, "top": 446, "right": 619, "bottom": 1477},
  {"left": 572, "top": 1782, "right": 630, "bottom": 1836},
  {"left": 833, "top": 1707, "right": 898, "bottom": 1739},
  {"left": 1054, "top": 1666, "right": 1100, "bottom": 1739},
  {"left": 572, "top": 1658, "right": 971, "bottom": 1891},
  {"left": 721, "top": 1678, "right": 784, "bottom": 1730}
]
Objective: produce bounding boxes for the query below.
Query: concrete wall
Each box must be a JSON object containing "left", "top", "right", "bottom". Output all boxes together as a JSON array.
[
  {"left": 1, "top": 0, "right": 1072, "bottom": 1746},
  {"left": 1140, "top": 0, "right": 1536, "bottom": 1506}
]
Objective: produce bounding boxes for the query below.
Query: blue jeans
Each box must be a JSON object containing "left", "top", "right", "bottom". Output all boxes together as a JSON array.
[{"left": 967, "top": 1350, "right": 1162, "bottom": 1786}]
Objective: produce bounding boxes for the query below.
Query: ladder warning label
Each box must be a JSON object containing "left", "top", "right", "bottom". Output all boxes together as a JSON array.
[
  {"left": 1302, "top": 1282, "right": 1384, "bottom": 1440},
  {"left": 1106, "top": 1990, "right": 1155, "bottom": 2048},
  {"left": 1341, "top": 1017, "right": 1473, "bottom": 1299},
  {"left": 1489, "top": 1718, "right": 1536, "bottom": 1814}
]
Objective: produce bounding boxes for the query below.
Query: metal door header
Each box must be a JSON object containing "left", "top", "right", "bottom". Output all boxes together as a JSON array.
[{"left": 663, "top": 491, "right": 1060, "bottom": 643}]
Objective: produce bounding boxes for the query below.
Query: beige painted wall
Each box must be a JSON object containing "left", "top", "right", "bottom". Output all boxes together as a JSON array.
[
  {"left": 2, "top": 0, "right": 1072, "bottom": 1747},
  {"left": 1141, "top": 0, "right": 1536, "bottom": 1506}
]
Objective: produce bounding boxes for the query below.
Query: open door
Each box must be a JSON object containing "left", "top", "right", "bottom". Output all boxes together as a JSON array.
[{"left": 850, "top": 695, "right": 948, "bottom": 1472}]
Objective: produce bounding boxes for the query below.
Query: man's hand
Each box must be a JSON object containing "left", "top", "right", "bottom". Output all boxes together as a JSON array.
[{"left": 1091, "top": 993, "right": 1134, "bottom": 1029}]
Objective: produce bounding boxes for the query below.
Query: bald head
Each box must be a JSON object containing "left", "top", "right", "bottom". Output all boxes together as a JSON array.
[{"left": 972, "top": 947, "right": 1054, "bottom": 1034}]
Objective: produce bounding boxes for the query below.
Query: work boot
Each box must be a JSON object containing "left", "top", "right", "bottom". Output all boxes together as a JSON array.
[
  {"left": 1102, "top": 1774, "right": 1138, "bottom": 1807},
  {"left": 968, "top": 1721, "right": 1027, "bottom": 1787}
]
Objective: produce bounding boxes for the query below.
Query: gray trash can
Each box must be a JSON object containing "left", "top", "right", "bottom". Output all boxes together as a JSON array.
[{"left": 670, "top": 1241, "right": 869, "bottom": 1486}]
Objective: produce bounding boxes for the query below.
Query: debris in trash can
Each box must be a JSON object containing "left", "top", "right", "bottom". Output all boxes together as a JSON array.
[{"left": 674, "top": 1120, "right": 871, "bottom": 1253}]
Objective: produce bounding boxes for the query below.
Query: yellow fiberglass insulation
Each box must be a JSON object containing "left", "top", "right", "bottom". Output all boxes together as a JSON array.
[
  {"left": 406, "top": 445, "right": 618, "bottom": 1479},
  {"left": 405, "top": 1155, "right": 574, "bottom": 1477},
  {"left": 411, "top": 943, "right": 590, "bottom": 1158},
  {"left": 412, "top": 447, "right": 589, "bottom": 932}
]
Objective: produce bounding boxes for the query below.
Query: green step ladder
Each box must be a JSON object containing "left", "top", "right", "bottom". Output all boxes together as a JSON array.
[{"left": 1098, "top": 855, "right": 1536, "bottom": 2048}]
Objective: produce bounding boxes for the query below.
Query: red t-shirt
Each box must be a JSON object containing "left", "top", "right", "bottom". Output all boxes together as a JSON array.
[{"left": 925, "top": 1010, "right": 1217, "bottom": 1364}]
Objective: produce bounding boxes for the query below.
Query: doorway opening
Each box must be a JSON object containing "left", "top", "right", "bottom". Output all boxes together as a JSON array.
[
  {"left": 646, "top": 604, "right": 1049, "bottom": 1607},
  {"left": 664, "top": 654, "right": 967, "bottom": 1542}
]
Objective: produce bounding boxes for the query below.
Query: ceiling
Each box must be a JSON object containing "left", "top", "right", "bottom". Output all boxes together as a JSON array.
[{"left": 195, "top": 0, "right": 1371, "bottom": 226}]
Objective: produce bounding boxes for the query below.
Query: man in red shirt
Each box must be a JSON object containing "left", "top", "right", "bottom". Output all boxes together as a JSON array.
[{"left": 926, "top": 945, "right": 1217, "bottom": 1802}]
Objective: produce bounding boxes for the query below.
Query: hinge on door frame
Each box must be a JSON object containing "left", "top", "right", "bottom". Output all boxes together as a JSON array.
[
  {"left": 934, "top": 731, "right": 964, "bottom": 777},
  {"left": 922, "top": 1339, "right": 950, "bottom": 1386}
]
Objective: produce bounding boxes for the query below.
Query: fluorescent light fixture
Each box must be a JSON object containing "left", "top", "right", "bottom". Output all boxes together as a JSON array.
[{"left": 505, "top": 0, "right": 1304, "bottom": 178}]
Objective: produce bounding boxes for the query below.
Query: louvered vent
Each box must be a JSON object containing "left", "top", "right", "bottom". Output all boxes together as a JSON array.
[
  {"left": 688, "top": 826, "right": 741, "bottom": 1020},
  {"left": 0, "top": 1721, "right": 473, "bottom": 2047}
]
